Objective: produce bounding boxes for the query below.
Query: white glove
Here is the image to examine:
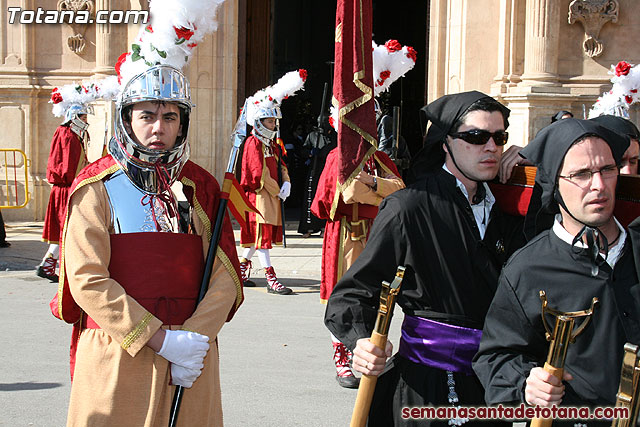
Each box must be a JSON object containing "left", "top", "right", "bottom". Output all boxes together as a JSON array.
[
  {"left": 278, "top": 181, "right": 291, "bottom": 200},
  {"left": 170, "top": 363, "right": 202, "bottom": 388},
  {"left": 156, "top": 330, "right": 210, "bottom": 370}
]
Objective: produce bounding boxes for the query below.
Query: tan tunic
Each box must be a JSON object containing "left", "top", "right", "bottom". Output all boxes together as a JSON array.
[
  {"left": 64, "top": 180, "right": 236, "bottom": 427},
  {"left": 254, "top": 143, "right": 290, "bottom": 226},
  {"left": 339, "top": 172, "right": 405, "bottom": 276}
]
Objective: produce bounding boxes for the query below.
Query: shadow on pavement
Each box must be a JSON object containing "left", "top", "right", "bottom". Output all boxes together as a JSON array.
[
  {"left": 0, "top": 382, "right": 63, "bottom": 391},
  {"left": 0, "top": 239, "right": 47, "bottom": 271}
]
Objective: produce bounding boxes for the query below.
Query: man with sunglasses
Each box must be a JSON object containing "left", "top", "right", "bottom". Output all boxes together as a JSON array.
[
  {"left": 325, "top": 91, "right": 526, "bottom": 426},
  {"left": 473, "top": 119, "right": 640, "bottom": 423}
]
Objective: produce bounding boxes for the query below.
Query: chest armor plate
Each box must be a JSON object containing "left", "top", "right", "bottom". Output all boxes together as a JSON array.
[{"left": 103, "top": 169, "right": 180, "bottom": 233}]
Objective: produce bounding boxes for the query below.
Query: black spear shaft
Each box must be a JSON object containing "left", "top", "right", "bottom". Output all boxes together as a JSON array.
[
  {"left": 168, "top": 105, "right": 248, "bottom": 427},
  {"left": 168, "top": 195, "right": 229, "bottom": 426}
]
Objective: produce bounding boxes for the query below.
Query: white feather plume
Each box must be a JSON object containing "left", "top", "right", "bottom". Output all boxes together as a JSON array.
[
  {"left": 372, "top": 40, "right": 417, "bottom": 96},
  {"left": 245, "top": 70, "right": 308, "bottom": 124},
  {"left": 117, "top": 0, "right": 226, "bottom": 86},
  {"left": 328, "top": 39, "right": 417, "bottom": 130},
  {"left": 50, "top": 76, "right": 120, "bottom": 117},
  {"left": 52, "top": 0, "right": 227, "bottom": 117},
  {"left": 589, "top": 61, "right": 640, "bottom": 118}
]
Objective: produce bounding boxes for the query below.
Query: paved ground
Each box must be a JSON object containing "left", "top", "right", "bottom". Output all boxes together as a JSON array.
[{"left": 0, "top": 220, "right": 404, "bottom": 427}]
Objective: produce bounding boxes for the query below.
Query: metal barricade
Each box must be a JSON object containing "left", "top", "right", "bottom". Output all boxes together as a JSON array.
[{"left": 0, "top": 149, "right": 31, "bottom": 209}]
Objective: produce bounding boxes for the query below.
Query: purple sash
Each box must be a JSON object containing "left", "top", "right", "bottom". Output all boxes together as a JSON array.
[{"left": 397, "top": 315, "right": 482, "bottom": 375}]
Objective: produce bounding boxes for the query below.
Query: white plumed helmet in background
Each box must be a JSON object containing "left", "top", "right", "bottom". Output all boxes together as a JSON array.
[{"left": 244, "top": 69, "right": 308, "bottom": 143}]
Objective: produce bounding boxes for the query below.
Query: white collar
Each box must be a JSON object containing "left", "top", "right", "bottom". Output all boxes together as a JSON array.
[{"left": 552, "top": 214, "right": 626, "bottom": 268}]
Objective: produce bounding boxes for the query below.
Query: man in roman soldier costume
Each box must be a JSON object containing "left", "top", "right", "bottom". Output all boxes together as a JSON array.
[
  {"left": 37, "top": 103, "right": 90, "bottom": 281},
  {"left": 238, "top": 70, "right": 306, "bottom": 295},
  {"left": 474, "top": 119, "right": 640, "bottom": 425},
  {"left": 325, "top": 91, "right": 526, "bottom": 424},
  {"left": 313, "top": 39, "right": 412, "bottom": 389},
  {"left": 53, "top": 63, "right": 243, "bottom": 426},
  {"left": 51, "top": 2, "right": 244, "bottom": 423},
  {"left": 313, "top": 146, "right": 403, "bottom": 388}
]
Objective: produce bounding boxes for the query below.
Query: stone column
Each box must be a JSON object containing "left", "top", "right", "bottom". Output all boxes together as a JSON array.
[
  {"left": 94, "top": 0, "right": 114, "bottom": 75},
  {"left": 521, "top": 0, "right": 560, "bottom": 85}
]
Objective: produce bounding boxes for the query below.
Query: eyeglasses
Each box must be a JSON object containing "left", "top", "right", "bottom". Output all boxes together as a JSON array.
[
  {"left": 558, "top": 165, "right": 619, "bottom": 185},
  {"left": 449, "top": 129, "right": 509, "bottom": 146}
]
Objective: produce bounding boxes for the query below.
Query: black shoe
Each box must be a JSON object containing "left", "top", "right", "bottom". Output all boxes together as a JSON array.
[
  {"left": 243, "top": 279, "right": 256, "bottom": 288},
  {"left": 0, "top": 241, "right": 10, "bottom": 248},
  {"left": 336, "top": 374, "right": 360, "bottom": 389},
  {"left": 36, "top": 266, "right": 59, "bottom": 282},
  {"left": 267, "top": 285, "right": 293, "bottom": 295}
]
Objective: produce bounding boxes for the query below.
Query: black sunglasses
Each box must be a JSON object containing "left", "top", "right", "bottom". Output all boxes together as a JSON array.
[{"left": 449, "top": 129, "right": 509, "bottom": 146}]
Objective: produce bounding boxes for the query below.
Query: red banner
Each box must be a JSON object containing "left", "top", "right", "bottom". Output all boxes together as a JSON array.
[{"left": 333, "top": 0, "right": 377, "bottom": 187}]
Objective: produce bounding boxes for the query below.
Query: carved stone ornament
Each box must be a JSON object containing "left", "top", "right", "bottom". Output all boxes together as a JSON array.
[
  {"left": 67, "top": 34, "right": 87, "bottom": 54},
  {"left": 568, "top": 0, "right": 619, "bottom": 58},
  {"left": 57, "top": 0, "right": 95, "bottom": 54}
]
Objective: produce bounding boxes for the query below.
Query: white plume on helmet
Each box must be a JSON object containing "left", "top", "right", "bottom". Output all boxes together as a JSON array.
[
  {"left": 107, "top": 0, "right": 227, "bottom": 194},
  {"left": 245, "top": 69, "right": 308, "bottom": 142},
  {"left": 116, "top": 0, "right": 226, "bottom": 87},
  {"left": 49, "top": 77, "right": 120, "bottom": 118},
  {"left": 329, "top": 39, "right": 417, "bottom": 129},
  {"left": 589, "top": 60, "right": 640, "bottom": 118}
]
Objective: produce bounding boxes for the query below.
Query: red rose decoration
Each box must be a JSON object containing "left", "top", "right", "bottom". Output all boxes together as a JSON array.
[
  {"left": 405, "top": 46, "right": 417, "bottom": 62},
  {"left": 145, "top": 25, "right": 153, "bottom": 33},
  {"left": 625, "top": 95, "right": 634, "bottom": 104},
  {"left": 299, "top": 69, "right": 308, "bottom": 82},
  {"left": 51, "top": 92, "right": 63, "bottom": 104},
  {"left": 328, "top": 117, "right": 335, "bottom": 128},
  {"left": 268, "top": 95, "right": 273, "bottom": 101},
  {"left": 615, "top": 61, "right": 632, "bottom": 77},
  {"left": 52, "top": 87, "right": 58, "bottom": 93},
  {"left": 115, "top": 52, "right": 130, "bottom": 83},
  {"left": 631, "top": 89, "right": 638, "bottom": 93},
  {"left": 385, "top": 39, "right": 402, "bottom": 53},
  {"left": 187, "top": 43, "right": 198, "bottom": 49},
  {"left": 379, "top": 70, "right": 391, "bottom": 81},
  {"left": 174, "top": 26, "right": 195, "bottom": 41}
]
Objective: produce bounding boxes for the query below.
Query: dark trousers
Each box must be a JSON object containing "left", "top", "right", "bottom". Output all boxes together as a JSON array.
[{"left": 0, "top": 209, "right": 6, "bottom": 243}]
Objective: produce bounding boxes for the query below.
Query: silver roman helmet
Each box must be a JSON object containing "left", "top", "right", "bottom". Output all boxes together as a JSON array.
[
  {"left": 252, "top": 105, "right": 282, "bottom": 143},
  {"left": 109, "top": 64, "right": 192, "bottom": 195},
  {"left": 64, "top": 103, "right": 93, "bottom": 138}
]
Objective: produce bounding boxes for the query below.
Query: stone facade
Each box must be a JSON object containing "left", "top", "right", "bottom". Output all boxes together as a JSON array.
[
  {"left": 428, "top": 0, "right": 639, "bottom": 148},
  {"left": 2, "top": 0, "right": 639, "bottom": 220},
  {"left": 0, "top": 0, "right": 239, "bottom": 220}
]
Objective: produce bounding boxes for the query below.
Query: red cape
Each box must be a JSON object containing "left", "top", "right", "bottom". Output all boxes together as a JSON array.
[
  {"left": 46, "top": 125, "right": 85, "bottom": 186},
  {"left": 50, "top": 155, "right": 243, "bottom": 325},
  {"left": 42, "top": 126, "right": 85, "bottom": 243}
]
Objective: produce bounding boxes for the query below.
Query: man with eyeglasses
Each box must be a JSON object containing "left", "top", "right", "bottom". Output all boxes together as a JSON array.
[
  {"left": 325, "top": 91, "right": 525, "bottom": 426},
  {"left": 473, "top": 119, "right": 640, "bottom": 423}
]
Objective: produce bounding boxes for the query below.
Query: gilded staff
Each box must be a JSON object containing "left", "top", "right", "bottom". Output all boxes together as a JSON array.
[
  {"left": 350, "top": 266, "right": 405, "bottom": 427},
  {"left": 531, "top": 291, "right": 598, "bottom": 427}
]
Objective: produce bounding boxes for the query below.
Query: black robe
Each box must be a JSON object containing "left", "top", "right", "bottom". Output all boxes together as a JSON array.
[
  {"left": 325, "top": 168, "right": 525, "bottom": 426},
  {"left": 473, "top": 226, "right": 640, "bottom": 426},
  {"left": 297, "top": 128, "right": 336, "bottom": 234}
]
